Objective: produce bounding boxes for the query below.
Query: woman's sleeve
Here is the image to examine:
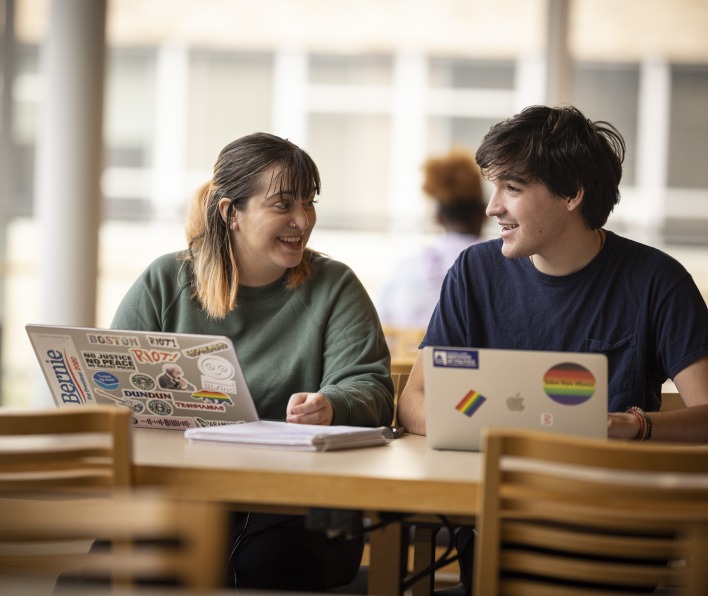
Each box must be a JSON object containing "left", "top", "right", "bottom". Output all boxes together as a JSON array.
[
  {"left": 317, "top": 267, "right": 395, "bottom": 427},
  {"left": 111, "top": 266, "right": 164, "bottom": 332}
]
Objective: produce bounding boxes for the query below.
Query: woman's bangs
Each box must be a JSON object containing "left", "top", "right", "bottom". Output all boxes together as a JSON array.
[{"left": 270, "top": 153, "right": 320, "bottom": 200}]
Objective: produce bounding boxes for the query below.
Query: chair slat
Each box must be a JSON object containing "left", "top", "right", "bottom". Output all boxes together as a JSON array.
[
  {"left": 0, "top": 493, "right": 226, "bottom": 590},
  {"left": 0, "top": 407, "right": 133, "bottom": 494}
]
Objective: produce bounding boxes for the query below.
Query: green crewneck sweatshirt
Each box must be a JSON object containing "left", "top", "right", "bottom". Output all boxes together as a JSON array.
[{"left": 111, "top": 251, "right": 394, "bottom": 426}]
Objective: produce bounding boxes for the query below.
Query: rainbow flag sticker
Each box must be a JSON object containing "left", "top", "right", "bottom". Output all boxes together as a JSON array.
[
  {"left": 543, "top": 363, "right": 596, "bottom": 405},
  {"left": 455, "top": 389, "right": 486, "bottom": 417}
]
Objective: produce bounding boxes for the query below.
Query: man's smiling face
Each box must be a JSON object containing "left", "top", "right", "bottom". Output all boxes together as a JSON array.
[{"left": 485, "top": 175, "right": 575, "bottom": 261}]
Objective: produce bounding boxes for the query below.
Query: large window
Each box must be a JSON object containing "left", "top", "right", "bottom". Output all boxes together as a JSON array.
[
  {"left": 668, "top": 64, "right": 708, "bottom": 189},
  {"left": 428, "top": 58, "right": 515, "bottom": 90},
  {"left": 12, "top": 44, "right": 41, "bottom": 215},
  {"left": 427, "top": 59, "right": 516, "bottom": 157},
  {"left": 105, "top": 49, "right": 156, "bottom": 170},
  {"left": 307, "top": 55, "right": 393, "bottom": 229},
  {"left": 427, "top": 116, "right": 501, "bottom": 156},
  {"left": 187, "top": 51, "right": 273, "bottom": 171},
  {"left": 11, "top": 46, "right": 158, "bottom": 218},
  {"left": 572, "top": 63, "right": 640, "bottom": 186},
  {"left": 309, "top": 54, "right": 392, "bottom": 85},
  {"left": 308, "top": 112, "right": 391, "bottom": 229},
  {"left": 103, "top": 48, "right": 156, "bottom": 219}
]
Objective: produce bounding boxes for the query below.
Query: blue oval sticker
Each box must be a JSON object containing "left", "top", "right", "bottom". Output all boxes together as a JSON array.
[{"left": 93, "top": 371, "right": 120, "bottom": 390}]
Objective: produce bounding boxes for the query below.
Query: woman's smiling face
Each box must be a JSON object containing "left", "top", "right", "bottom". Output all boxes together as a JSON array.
[{"left": 227, "top": 167, "right": 317, "bottom": 287}]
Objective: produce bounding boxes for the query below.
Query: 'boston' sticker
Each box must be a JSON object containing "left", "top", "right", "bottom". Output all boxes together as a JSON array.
[{"left": 543, "top": 362, "right": 596, "bottom": 405}]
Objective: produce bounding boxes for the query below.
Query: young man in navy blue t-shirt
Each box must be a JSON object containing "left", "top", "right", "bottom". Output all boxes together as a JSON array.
[
  {"left": 399, "top": 104, "right": 708, "bottom": 440},
  {"left": 398, "top": 104, "right": 708, "bottom": 596}
]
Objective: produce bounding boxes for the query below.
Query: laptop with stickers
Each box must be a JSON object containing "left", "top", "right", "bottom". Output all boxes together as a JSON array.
[
  {"left": 423, "top": 346, "right": 608, "bottom": 451},
  {"left": 26, "top": 324, "right": 259, "bottom": 430}
]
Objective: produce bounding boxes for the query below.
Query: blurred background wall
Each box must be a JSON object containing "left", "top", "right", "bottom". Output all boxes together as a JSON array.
[{"left": 1, "top": 0, "right": 707, "bottom": 407}]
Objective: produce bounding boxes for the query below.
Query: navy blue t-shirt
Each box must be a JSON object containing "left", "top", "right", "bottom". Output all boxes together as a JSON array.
[{"left": 422, "top": 231, "right": 708, "bottom": 413}]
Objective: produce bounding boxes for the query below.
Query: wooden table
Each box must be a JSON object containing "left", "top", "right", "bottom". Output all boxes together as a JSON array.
[{"left": 132, "top": 429, "right": 480, "bottom": 594}]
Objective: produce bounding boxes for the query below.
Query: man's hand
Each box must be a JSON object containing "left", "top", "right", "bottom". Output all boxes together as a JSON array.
[{"left": 607, "top": 412, "right": 640, "bottom": 440}]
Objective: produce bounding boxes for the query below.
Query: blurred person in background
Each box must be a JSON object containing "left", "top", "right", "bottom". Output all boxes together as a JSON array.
[{"left": 376, "top": 147, "right": 487, "bottom": 330}]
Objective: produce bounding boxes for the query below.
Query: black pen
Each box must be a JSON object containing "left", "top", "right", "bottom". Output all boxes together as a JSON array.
[{"left": 389, "top": 426, "right": 406, "bottom": 438}]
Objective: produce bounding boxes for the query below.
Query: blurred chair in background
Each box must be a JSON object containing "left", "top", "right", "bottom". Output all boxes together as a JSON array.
[
  {"left": 384, "top": 326, "right": 426, "bottom": 366},
  {"left": 0, "top": 491, "right": 226, "bottom": 592},
  {"left": 390, "top": 359, "right": 413, "bottom": 426},
  {"left": 660, "top": 392, "right": 686, "bottom": 412},
  {"left": 0, "top": 406, "right": 133, "bottom": 494}
]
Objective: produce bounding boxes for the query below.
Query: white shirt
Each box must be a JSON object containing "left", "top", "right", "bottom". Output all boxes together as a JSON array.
[{"left": 376, "top": 232, "right": 480, "bottom": 329}]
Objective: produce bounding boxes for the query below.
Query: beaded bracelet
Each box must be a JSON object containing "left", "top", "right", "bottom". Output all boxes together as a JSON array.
[{"left": 626, "top": 406, "right": 652, "bottom": 441}]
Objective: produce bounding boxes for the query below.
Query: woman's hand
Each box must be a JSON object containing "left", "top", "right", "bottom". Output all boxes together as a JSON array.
[{"left": 286, "top": 392, "right": 334, "bottom": 426}]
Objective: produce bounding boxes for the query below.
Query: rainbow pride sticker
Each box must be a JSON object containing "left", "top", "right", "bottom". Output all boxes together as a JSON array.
[
  {"left": 455, "top": 390, "right": 487, "bottom": 417},
  {"left": 543, "top": 363, "right": 596, "bottom": 405},
  {"left": 191, "top": 390, "right": 233, "bottom": 406}
]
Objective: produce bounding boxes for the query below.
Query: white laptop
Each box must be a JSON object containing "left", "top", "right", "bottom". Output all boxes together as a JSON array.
[
  {"left": 423, "top": 346, "right": 608, "bottom": 451},
  {"left": 26, "top": 324, "right": 259, "bottom": 430}
]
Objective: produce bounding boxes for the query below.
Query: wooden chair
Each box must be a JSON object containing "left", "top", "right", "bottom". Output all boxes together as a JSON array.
[
  {"left": 389, "top": 359, "right": 462, "bottom": 594},
  {"left": 391, "top": 359, "right": 413, "bottom": 426},
  {"left": 474, "top": 428, "right": 708, "bottom": 596},
  {"left": 355, "top": 360, "right": 414, "bottom": 591},
  {"left": 0, "top": 406, "right": 133, "bottom": 494},
  {"left": 661, "top": 392, "right": 685, "bottom": 412},
  {"left": 384, "top": 326, "right": 425, "bottom": 362},
  {"left": 685, "top": 521, "right": 708, "bottom": 595},
  {"left": 0, "top": 490, "right": 226, "bottom": 591}
]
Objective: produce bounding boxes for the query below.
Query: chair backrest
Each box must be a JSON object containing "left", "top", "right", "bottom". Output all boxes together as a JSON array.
[
  {"left": 0, "top": 406, "right": 133, "bottom": 494},
  {"left": 391, "top": 359, "right": 413, "bottom": 426},
  {"left": 0, "top": 490, "right": 226, "bottom": 591},
  {"left": 475, "top": 428, "right": 708, "bottom": 596},
  {"left": 686, "top": 521, "right": 708, "bottom": 595},
  {"left": 384, "top": 326, "right": 425, "bottom": 361},
  {"left": 661, "top": 392, "right": 685, "bottom": 412}
]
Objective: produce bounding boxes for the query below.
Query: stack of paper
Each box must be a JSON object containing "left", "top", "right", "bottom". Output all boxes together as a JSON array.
[{"left": 184, "top": 420, "right": 394, "bottom": 451}]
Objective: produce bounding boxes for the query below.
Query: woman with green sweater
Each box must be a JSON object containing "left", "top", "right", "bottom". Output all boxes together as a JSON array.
[{"left": 112, "top": 132, "right": 394, "bottom": 591}]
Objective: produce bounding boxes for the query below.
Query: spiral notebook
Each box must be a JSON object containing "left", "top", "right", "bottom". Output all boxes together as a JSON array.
[{"left": 184, "top": 420, "right": 394, "bottom": 451}]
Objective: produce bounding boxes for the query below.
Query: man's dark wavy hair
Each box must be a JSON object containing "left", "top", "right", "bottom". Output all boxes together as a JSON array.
[{"left": 475, "top": 105, "right": 626, "bottom": 229}]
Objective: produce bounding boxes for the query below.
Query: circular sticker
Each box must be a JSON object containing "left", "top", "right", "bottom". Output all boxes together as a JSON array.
[
  {"left": 198, "top": 354, "right": 235, "bottom": 380},
  {"left": 129, "top": 400, "right": 145, "bottom": 414},
  {"left": 93, "top": 371, "right": 120, "bottom": 390},
  {"left": 147, "top": 399, "right": 173, "bottom": 416},
  {"left": 543, "top": 363, "right": 596, "bottom": 405},
  {"left": 131, "top": 373, "right": 156, "bottom": 391}
]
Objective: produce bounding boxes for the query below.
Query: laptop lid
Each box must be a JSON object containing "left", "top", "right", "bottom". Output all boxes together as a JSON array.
[
  {"left": 423, "top": 346, "right": 608, "bottom": 451},
  {"left": 26, "top": 324, "right": 259, "bottom": 430}
]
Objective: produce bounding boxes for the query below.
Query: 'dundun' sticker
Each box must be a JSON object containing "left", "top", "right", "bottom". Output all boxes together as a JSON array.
[{"left": 543, "top": 363, "right": 596, "bottom": 405}]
